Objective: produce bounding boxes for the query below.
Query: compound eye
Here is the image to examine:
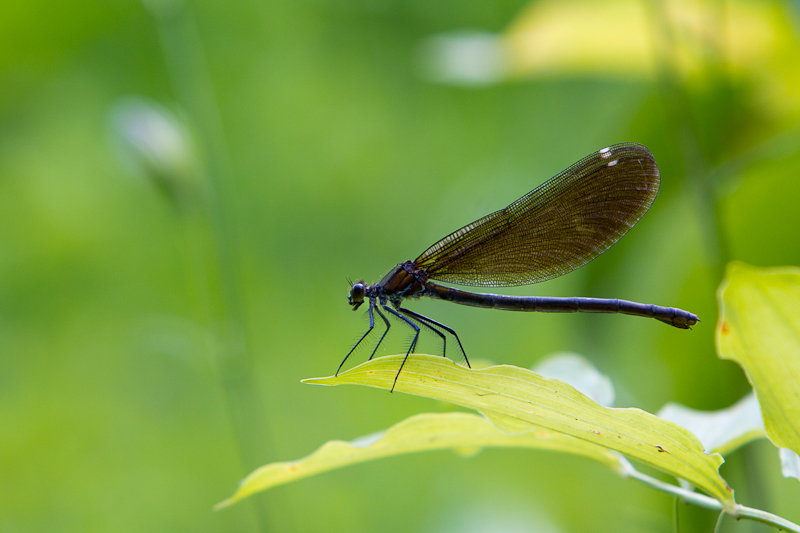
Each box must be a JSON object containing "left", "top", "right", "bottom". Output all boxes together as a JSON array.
[{"left": 348, "top": 282, "right": 366, "bottom": 304}]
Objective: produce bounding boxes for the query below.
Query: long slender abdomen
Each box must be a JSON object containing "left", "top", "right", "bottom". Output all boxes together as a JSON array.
[{"left": 424, "top": 282, "right": 699, "bottom": 329}]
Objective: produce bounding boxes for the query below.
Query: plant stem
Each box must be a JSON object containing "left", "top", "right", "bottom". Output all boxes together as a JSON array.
[
  {"left": 143, "top": 0, "right": 278, "bottom": 529},
  {"left": 627, "top": 466, "right": 800, "bottom": 532}
]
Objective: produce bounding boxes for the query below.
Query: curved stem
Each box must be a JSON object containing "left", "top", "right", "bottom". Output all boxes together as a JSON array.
[
  {"left": 736, "top": 506, "right": 800, "bottom": 531},
  {"left": 627, "top": 467, "right": 800, "bottom": 532}
]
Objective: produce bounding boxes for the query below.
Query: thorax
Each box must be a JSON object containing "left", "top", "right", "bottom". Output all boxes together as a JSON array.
[{"left": 371, "top": 261, "right": 428, "bottom": 305}]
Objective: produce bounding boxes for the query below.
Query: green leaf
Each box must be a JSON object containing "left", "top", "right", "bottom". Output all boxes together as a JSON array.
[
  {"left": 303, "top": 354, "right": 735, "bottom": 512},
  {"left": 215, "top": 412, "right": 625, "bottom": 509},
  {"left": 717, "top": 262, "right": 800, "bottom": 454}
]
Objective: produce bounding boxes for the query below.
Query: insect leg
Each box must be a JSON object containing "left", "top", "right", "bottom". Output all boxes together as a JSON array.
[
  {"left": 382, "top": 304, "right": 420, "bottom": 392},
  {"left": 398, "top": 307, "right": 447, "bottom": 357},
  {"left": 337, "top": 299, "right": 374, "bottom": 376},
  {"left": 398, "top": 308, "right": 470, "bottom": 369},
  {"left": 368, "top": 305, "right": 391, "bottom": 361}
]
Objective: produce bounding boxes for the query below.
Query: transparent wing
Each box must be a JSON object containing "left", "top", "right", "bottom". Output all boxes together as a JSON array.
[{"left": 414, "top": 143, "right": 660, "bottom": 287}]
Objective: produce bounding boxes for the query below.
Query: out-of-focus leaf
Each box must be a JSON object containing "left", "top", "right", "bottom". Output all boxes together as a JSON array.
[
  {"left": 503, "top": 0, "right": 653, "bottom": 78},
  {"left": 658, "top": 392, "right": 765, "bottom": 457},
  {"left": 304, "top": 355, "right": 735, "bottom": 511},
  {"left": 501, "top": 0, "right": 795, "bottom": 79},
  {"left": 717, "top": 262, "right": 800, "bottom": 454},
  {"left": 419, "top": 0, "right": 800, "bottom": 117},
  {"left": 533, "top": 352, "right": 615, "bottom": 407},
  {"left": 779, "top": 448, "right": 800, "bottom": 482},
  {"left": 215, "top": 412, "right": 626, "bottom": 509}
]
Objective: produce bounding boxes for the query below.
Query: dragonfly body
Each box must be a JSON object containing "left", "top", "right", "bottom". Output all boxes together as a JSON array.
[{"left": 343, "top": 143, "right": 699, "bottom": 390}]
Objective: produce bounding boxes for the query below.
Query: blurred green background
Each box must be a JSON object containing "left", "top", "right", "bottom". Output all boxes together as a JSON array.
[{"left": 2, "top": 0, "right": 800, "bottom": 531}]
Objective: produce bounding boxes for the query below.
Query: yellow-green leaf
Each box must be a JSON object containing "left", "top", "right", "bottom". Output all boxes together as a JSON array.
[
  {"left": 717, "top": 262, "right": 800, "bottom": 454},
  {"left": 304, "top": 355, "right": 735, "bottom": 511},
  {"left": 215, "top": 412, "right": 625, "bottom": 509}
]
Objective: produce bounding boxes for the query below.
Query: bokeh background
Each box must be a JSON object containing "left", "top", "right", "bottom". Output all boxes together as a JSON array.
[{"left": 2, "top": 0, "right": 800, "bottom": 531}]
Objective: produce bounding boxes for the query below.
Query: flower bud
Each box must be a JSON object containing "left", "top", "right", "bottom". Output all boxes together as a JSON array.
[{"left": 109, "top": 97, "right": 200, "bottom": 206}]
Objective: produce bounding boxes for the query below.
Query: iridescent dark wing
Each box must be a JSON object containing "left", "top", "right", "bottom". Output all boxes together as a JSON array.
[{"left": 414, "top": 143, "right": 660, "bottom": 287}]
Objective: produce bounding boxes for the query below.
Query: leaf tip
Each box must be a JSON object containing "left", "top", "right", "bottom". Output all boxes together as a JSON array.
[
  {"left": 213, "top": 498, "right": 234, "bottom": 512},
  {"left": 301, "top": 376, "right": 336, "bottom": 386}
]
